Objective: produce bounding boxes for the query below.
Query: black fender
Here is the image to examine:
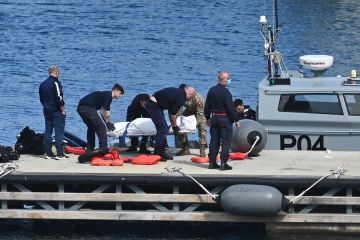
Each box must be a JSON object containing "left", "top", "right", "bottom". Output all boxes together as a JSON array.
[
  {"left": 78, "top": 147, "right": 109, "bottom": 163},
  {"left": 64, "top": 131, "right": 87, "bottom": 147},
  {"left": 63, "top": 136, "right": 81, "bottom": 147}
]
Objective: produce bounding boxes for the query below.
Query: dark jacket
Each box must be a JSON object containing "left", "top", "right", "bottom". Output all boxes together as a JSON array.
[
  {"left": 204, "top": 83, "right": 239, "bottom": 122},
  {"left": 127, "top": 94, "right": 149, "bottom": 121},
  {"left": 153, "top": 87, "right": 186, "bottom": 115},
  {"left": 238, "top": 105, "right": 256, "bottom": 120},
  {"left": 39, "top": 76, "right": 65, "bottom": 112},
  {"left": 78, "top": 91, "right": 112, "bottom": 110}
]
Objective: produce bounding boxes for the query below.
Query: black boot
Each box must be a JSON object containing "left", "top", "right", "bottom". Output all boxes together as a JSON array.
[
  {"left": 208, "top": 160, "right": 220, "bottom": 169},
  {"left": 154, "top": 147, "right": 161, "bottom": 156},
  {"left": 154, "top": 147, "right": 173, "bottom": 161},
  {"left": 220, "top": 160, "right": 232, "bottom": 171},
  {"left": 139, "top": 144, "right": 151, "bottom": 154},
  {"left": 162, "top": 151, "right": 173, "bottom": 161},
  {"left": 125, "top": 146, "right": 137, "bottom": 152}
]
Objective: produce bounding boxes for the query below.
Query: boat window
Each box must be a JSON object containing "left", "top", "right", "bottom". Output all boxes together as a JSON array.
[
  {"left": 279, "top": 94, "right": 342, "bottom": 115},
  {"left": 344, "top": 94, "right": 360, "bottom": 115}
]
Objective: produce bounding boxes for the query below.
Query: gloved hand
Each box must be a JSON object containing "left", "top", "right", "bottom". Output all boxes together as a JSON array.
[
  {"left": 172, "top": 126, "right": 181, "bottom": 135},
  {"left": 106, "top": 122, "right": 115, "bottom": 131}
]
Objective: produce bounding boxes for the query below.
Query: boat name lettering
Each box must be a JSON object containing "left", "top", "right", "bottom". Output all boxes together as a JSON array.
[{"left": 280, "top": 135, "right": 327, "bottom": 151}]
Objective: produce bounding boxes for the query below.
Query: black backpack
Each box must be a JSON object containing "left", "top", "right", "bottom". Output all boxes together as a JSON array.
[
  {"left": 0, "top": 145, "right": 20, "bottom": 163},
  {"left": 15, "top": 127, "right": 44, "bottom": 155}
]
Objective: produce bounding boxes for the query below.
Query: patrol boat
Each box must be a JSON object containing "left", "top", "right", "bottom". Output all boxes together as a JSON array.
[{"left": 256, "top": 5, "right": 360, "bottom": 152}]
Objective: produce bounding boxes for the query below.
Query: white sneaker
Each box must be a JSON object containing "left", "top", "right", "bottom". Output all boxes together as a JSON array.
[
  {"left": 44, "top": 154, "right": 55, "bottom": 159},
  {"left": 55, "top": 155, "right": 69, "bottom": 160}
]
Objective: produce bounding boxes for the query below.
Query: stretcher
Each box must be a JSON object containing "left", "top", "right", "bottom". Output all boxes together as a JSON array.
[{"left": 107, "top": 115, "right": 197, "bottom": 138}]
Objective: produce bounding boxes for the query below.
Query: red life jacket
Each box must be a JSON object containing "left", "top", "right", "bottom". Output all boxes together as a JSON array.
[
  {"left": 191, "top": 156, "right": 209, "bottom": 163},
  {"left": 229, "top": 152, "right": 248, "bottom": 160},
  {"left": 191, "top": 155, "right": 220, "bottom": 163},
  {"left": 131, "top": 154, "right": 161, "bottom": 165},
  {"left": 64, "top": 146, "right": 86, "bottom": 155},
  {"left": 90, "top": 148, "right": 125, "bottom": 166}
]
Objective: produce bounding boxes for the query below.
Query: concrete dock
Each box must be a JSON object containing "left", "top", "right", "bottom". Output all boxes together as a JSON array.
[
  {"left": 1, "top": 148, "right": 360, "bottom": 232},
  {"left": 8, "top": 149, "right": 360, "bottom": 183}
]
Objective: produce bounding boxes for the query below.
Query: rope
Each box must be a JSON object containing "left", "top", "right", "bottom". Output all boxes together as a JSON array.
[
  {"left": 0, "top": 163, "right": 18, "bottom": 179},
  {"left": 289, "top": 165, "right": 346, "bottom": 204},
  {"left": 165, "top": 166, "right": 218, "bottom": 200},
  {"left": 245, "top": 136, "right": 260, "bottom": 155}
]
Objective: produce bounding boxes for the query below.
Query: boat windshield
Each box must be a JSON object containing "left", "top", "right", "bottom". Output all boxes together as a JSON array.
[
  {"left": 278, "top": 94, "right": 342, "bottom": 115},
  {"left": 344, "top": 94, "right": 360, "bottom": 115}
]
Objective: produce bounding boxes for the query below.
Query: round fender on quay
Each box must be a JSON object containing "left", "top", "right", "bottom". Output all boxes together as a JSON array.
[
  {"left": 78, "top": 147, "right": 109, "bottom": 163},
  {"left": 220, "top": 184, "right": 284, "bottom": 216},
  {"left": 231, "top": 120, "right": 267, "bottom": 156}
]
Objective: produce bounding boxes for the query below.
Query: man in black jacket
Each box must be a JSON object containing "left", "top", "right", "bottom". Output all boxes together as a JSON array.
[
  {"left": 125, "top": 93, "right": 151, "bottom": 154},
  {"left": 39, "top": 65, "right": 67, "bottom": 160},
  {"left": 233, "top": 98, "right": 256, "bottom": 120},
  {"left": 77, "top": 84, "right": 124, "bottom": 150},
  {"left": 145, "top": 86, "right": 196, "bottom": 161}
]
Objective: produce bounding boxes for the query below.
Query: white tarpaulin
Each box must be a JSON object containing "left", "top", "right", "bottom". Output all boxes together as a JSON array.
[{"left": 108, "top": 115, "right": 197, "bottom": 137}]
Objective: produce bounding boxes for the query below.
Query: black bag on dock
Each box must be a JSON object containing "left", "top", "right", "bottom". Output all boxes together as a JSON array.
[
  {"left": 15, "top": 127, "right": 44, "bottom": 155},
  {"left": 0, "top": 145, "right": 20, "bottom": 163}
]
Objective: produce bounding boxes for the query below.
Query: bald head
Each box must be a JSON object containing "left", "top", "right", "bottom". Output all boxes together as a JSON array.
[
  {"left": 218, "top": 71, "right": 231, "bottom": 85},
  {"left": 184, "top": 86, "right": 196, "bottom": 100}
]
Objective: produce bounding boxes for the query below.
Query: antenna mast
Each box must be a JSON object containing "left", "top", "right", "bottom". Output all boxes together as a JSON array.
[{"left": 260, "top": 0, "right": 283, "bottom": 79}]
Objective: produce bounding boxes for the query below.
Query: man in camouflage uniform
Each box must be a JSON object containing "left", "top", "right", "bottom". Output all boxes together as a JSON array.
[{"left": 176, "top": 84, "right": 207, "bottom": 157}]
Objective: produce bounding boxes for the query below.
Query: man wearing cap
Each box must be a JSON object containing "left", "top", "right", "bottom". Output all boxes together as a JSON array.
[
  {"left": 39, "top": 65, "right": 67, "bottom": 160},
  {"left": 145, "top": 86, "right": 196, "bottom": 161},
  {"left": 77, "top": 84, "right": 124, "bottom": 150},
  {"left": 204, "top": 71, "right": 240, "bottom": 170}
]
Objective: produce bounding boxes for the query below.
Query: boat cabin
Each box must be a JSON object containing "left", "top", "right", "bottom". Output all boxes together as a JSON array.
[{"left": 257, "top": 55, "right": 360, "bottom": 151}]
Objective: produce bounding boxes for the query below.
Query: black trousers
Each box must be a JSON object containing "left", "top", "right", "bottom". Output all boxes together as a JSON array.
[
  {"left": 145, "top": 101, "right": 168, "bottom": 153},
  {"left": 208, "top": 115, "right": 233, "bottom": 162},
  {"left": 77, "top": 106, "right": 107, "bottom": 150},
  {"left": 127, "top": 111, "right": 149, "bottom": 149}
]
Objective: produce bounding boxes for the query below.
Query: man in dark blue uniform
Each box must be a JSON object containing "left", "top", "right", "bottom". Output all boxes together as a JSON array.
[
  {"left": 39, "top": 65, "right": 67, "bottom": 160},
  {"left": 204, "top": 71, "right": 240, "bottom": 170},
  {"left": 77, "top": 84, "right": 124, "bottom": 150},
  {"left": 125, "top": 93, "right": 151, "bottom": 154},
  {"left": 145, "top": 86, "right": 196, "bottom": 161}
]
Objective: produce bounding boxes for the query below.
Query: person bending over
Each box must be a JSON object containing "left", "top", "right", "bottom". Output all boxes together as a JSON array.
[{"left": 77, "top": 84, "right": 124, "bottom": 150}]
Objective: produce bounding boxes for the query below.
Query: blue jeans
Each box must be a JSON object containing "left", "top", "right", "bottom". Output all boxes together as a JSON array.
[{"left": 43, "top": 109, "right": 65, "bottom": 156}]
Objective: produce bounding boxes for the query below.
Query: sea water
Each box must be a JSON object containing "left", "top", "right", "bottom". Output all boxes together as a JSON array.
[{"left": 1, "top": 0, "right": 360, "bottom": 238}]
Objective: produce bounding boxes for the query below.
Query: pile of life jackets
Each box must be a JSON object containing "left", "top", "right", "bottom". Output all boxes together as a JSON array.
[{"left": 64, "top": 146, "right": 161, "bottom": 166}]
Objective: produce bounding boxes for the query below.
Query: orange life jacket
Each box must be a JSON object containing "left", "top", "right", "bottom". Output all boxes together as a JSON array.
[
  {"left": 191, "top": 155, "right": 220, "bottom": 163},
  {"left": 131, "top": 154, "right": 161, "bottom": 165},
  {"left": 64, "top": 146, "right": 86, "bottom": 155},
  {"left": 90, "top": 148, "right": 125, "bottom": 166},
  {"left": 91, "top": 156, "right": 126, "bottom": 166},
  {"left": 191, "top": 156, "right": 209, "bottom": 163},
  {"left": 229, "top": 152, "right": 248, "bottom": 160}
]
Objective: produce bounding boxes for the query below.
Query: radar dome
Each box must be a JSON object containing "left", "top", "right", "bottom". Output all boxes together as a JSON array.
[{"left": 299, "top": 55, "right": 334, "bottom": 77}]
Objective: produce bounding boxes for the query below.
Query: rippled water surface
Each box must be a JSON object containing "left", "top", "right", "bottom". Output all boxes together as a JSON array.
[
  {"left": 2, "top": 0, "right": 360, "bottom": 145},
  {"left": 1, "top": 0, "right": 360, "bottom": 238}
]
